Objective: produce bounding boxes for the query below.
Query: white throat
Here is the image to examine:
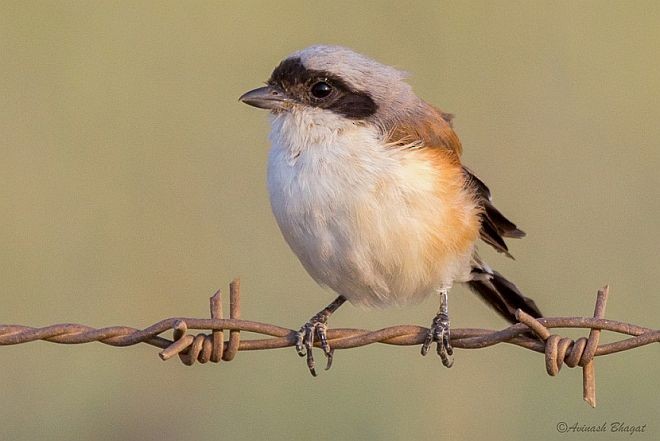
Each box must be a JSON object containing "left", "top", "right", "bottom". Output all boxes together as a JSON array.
[{"left": 268, "top": 108, "right": 367, "bottom": 164}]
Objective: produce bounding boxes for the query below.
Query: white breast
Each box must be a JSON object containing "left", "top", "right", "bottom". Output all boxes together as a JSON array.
[{"left": 267, "top": 109, "right": 474, "bottom": 307}]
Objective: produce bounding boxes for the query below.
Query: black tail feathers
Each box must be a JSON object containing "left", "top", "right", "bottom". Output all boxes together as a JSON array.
[{"left": 467, "top": 268, "right": 542, "bottom": 324}]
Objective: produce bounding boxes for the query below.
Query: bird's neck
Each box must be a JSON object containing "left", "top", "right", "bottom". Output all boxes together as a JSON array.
[{"left": 268, "top": 108, "right": 380, "bottom": 165}]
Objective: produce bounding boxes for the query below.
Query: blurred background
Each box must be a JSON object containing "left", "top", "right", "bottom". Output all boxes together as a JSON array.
[{"left": 1, "top": 1, "right": 658, "bottom": 440}]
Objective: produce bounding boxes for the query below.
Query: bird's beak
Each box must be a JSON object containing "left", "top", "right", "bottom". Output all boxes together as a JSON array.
[{"left": 239, "top": 85, "right": 290, "bottom": 110}]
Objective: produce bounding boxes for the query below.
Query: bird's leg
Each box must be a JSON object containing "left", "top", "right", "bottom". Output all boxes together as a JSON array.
[
  {"left": 421, "top": 287, "right": 454, "bottom": 368},
  {"left": 296, "top": 295, "right": 347, "bottom": 376}
]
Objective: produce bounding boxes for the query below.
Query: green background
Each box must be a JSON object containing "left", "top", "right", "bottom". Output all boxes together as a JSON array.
[{"left": 1, "top": 1, "right": 658, "bottom": 440}]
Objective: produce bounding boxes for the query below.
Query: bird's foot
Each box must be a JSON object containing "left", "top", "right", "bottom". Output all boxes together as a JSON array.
[
  {"left": 421, "top": 312, "right": 454, "bottom": 367},
  {"left": 295, "top": 313, "right": 334, "bottom": 377},
  {"left": 421, "top": 288, "right": 454, "bottom": 367},
  {"left": 295, "top": 296, "right": 346, "bottom": 376}
]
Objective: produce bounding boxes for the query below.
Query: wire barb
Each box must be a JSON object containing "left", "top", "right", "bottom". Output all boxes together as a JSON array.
[
  {"left": 158, "top": 278, "right": 242, "bottom": 365},
  {"left": 515, "top": 286, "right": 610, "bottom": 407},
  {"left": 1, "top": 280, "right": 658, "bottom": 407}
]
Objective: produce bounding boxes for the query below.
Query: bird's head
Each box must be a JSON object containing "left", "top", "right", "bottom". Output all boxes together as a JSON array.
[
  {"left": 240, "top": 45, "right": 420, "bottom": 130},
  {"left": 240, "top": 45, "right": 460, "bottom": 154}
]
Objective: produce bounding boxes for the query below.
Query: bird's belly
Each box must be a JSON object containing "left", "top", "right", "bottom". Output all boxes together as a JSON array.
[{"left": 268, "top": 141, "right": 479, "bottom": 308}]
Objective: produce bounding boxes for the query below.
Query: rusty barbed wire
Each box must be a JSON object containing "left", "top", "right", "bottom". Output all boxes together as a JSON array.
[{"left": 1, "top": 279, "right": 658, "bottom": 407}]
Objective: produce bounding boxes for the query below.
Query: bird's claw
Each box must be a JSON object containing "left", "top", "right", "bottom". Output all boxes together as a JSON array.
[
  {"left": 295, "top": 319, "right": 333, "bottom": 376},
  {"left": 421, "top": 312, "right": 454, "bottom": 368}
]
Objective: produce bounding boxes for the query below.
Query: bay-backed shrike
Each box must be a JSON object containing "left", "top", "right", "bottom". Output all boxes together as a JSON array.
[{"left": 240, "top": 45, "right": 542, "bottom": 375}]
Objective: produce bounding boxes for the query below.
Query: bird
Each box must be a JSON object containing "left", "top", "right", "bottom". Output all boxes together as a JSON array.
[{"left": 239, "top": 45, "right": 542, "bottom": 375}]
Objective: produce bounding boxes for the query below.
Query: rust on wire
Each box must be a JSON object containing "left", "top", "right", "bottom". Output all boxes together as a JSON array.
[
  {"left": 159, "top": 278, "right": 242, "bottom": 365},
  {"left": 1, "top": 280, "right": 658, "bottom": 407},
  {"left": 515, "top": 286, "right": 609, "bottom": 407}
]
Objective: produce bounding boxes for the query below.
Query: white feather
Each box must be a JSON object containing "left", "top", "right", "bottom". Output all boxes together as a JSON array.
[{"left": 267, "top": 108, "right": 474, "bottom": 308}]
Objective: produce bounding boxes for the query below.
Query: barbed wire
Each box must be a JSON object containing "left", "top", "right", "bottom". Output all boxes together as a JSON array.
[{"left": 1, "top": 279, "right": 658, "bottom": 407}]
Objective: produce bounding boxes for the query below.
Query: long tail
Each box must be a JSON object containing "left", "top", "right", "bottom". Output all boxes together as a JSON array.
[
  {"left": 467, "top": 263, "right": 542, "bottom": 324},
  {"left": 462, "top": 167, "right": 541, "bottom": 322}
]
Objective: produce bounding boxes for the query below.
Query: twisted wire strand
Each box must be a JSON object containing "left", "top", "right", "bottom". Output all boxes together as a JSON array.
[{"left": 1, "top": 280, "right": 658, "bottom": 407}]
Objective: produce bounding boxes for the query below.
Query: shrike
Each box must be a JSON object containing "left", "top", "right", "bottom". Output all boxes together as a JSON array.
[{"left": 240, "top": 45, "right": 542, "bottom": 375}]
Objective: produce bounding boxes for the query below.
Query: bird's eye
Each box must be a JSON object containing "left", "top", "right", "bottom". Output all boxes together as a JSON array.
[{"left": 310, "top": 81, "right": 332, "bottom": 99}]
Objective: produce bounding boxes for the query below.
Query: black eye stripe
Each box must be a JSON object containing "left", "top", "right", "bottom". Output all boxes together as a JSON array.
[
  {"left": 268, "top": 57, "right": 377, "bottom": 119},
  {"left": 268, "top": 58, "right": 309, "bottom": 88},
  {"left": 268, "top": 58, "right": 345, "bottom": 94}
]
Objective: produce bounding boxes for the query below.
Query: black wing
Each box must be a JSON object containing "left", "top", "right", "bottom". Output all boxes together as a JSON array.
[{"left": 463, "top": 167, "right": 525, "bottom": 259}]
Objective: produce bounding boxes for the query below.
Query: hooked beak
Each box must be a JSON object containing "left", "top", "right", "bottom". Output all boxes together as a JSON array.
[{"left": 239, "top": 85, "right": 290, "bottom": 110}]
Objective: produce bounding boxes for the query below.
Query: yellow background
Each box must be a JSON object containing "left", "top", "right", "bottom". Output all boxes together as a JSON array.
[{"left": 1, "top": 1, "right": 658, "bottom": 440}]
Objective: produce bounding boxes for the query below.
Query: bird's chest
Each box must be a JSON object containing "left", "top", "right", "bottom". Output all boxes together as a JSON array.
[
  {"left": 267, "top": 127, "right": 417, "bottom": 251},
  {"left": 265, "top": 110, "right": 481, "bottom": 307},
  {"left": 266, "top": 122, "right": 471, "bottom": 305}
]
